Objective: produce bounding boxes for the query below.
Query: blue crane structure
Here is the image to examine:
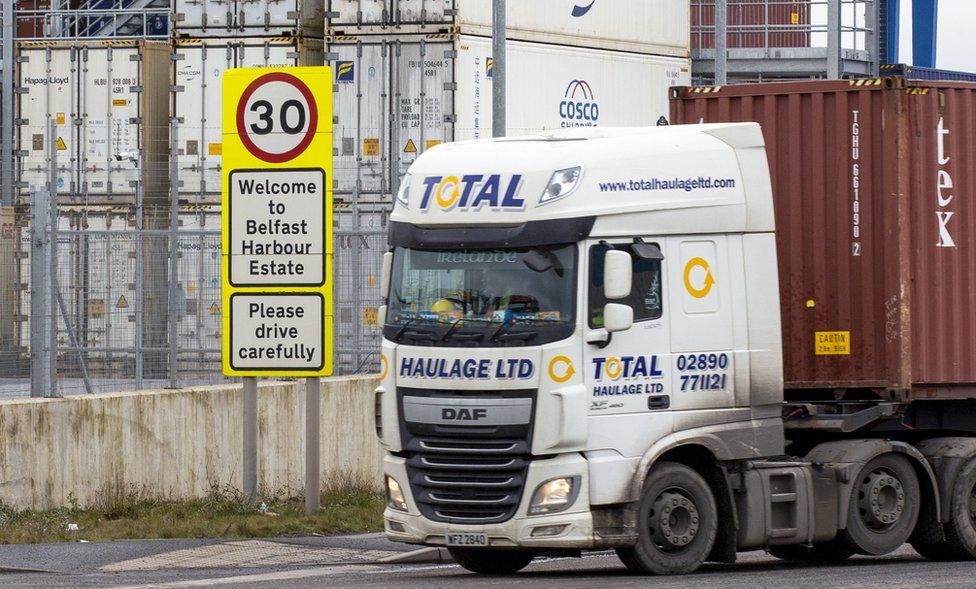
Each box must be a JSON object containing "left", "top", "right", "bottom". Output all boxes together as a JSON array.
[{"left": 885, "top": 0, "right": 939, "bottom": 67}]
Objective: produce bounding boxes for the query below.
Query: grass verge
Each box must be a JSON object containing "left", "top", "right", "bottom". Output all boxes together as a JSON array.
[{"left": 0, "top": 482, "right": 385, "bottom": 545}]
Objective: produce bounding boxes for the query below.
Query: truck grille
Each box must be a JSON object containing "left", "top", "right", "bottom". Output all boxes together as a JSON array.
[{"left": 398, "top": 388, "right": 534, "bottom": 525}]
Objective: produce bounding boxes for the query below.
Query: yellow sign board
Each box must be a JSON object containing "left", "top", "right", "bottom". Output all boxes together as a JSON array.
[
  {"left": 221, "top": 67, "right": 334, "bottom": 377},
  {"left": 815, "top": 331, "right": 851, "bottom": 356}
]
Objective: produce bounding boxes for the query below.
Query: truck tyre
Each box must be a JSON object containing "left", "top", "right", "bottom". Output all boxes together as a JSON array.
[
  {"left": 838, "top": 453, "right": 920, "bottom": 555},
  {"left": 615, "top": 462, "right": 718, "bottom": 575},
  {"left": 768, "top": 542, "right": 855, "bottom": 563},
  {"left": 447, "top": 548, "right": 536, "bottom": 575},
  {"left": 926, "top": 455, "right": 976, "bottom": 560}
]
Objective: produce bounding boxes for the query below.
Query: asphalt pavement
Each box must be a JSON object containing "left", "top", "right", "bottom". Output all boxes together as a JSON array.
[{"left": 1, "top": 537, "right": 974, "bottom": 589}]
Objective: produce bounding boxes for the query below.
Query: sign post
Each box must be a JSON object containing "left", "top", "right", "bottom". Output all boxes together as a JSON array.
[{"left": 221, "top": 67, "right": 333, "bottom": 511}]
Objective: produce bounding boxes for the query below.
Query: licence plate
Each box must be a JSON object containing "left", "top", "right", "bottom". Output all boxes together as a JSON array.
[{"left": 446, "top": 533, "right": 489, "bottom": 547}]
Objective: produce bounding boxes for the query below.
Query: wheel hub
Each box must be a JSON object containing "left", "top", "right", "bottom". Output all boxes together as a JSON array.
[
  {"left": 649, "top": 490, "right": 700, "bottom": 551},
  {"left": 858, "top": 468, "right": 906, "bottom": 530}
]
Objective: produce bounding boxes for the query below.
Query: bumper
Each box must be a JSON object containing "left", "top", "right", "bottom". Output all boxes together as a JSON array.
[{"left": 382, "top": 453, "right": 595, "bottom": 549}]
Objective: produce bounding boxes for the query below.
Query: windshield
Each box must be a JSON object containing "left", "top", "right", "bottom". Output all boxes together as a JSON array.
[{"left": 384, "top": 245, "right": 577, "bottom": 347}]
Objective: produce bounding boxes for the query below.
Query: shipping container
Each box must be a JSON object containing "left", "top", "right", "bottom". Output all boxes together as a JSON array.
[
  {"left": 172, "top": 37, "right": 324, "bottom": 201},
  {"left": 16, "top": 41, "right": 171, "bottom": 204},
  {"left": 15, "top": 0, "right": 48, "bottom": 39},
  {"left": 326, "top": 0, "right": 689, "bottom": 57},
  {"left": 328, "top": 34, "right": 691, "bottom": 197},
  {"left": 0, "top": 206, "right": 20, "bottom": 369},
  {"left": 333, "top": 202, "right": 389, "bottom": 373},
  {"left": 691, "top": 0, "right": 811, "bottom": 50},
  {"left": 16, "top": 204, "right": 222, "bottom": 374},
  {"left": 174, "top": 0, "right": 323, "bottom": 38},
  {"left": 671, "top": 78, "right": 976, "bottom": 398},
  {"left": 880, "top": 63, "right": 976, "bottom": 83}
]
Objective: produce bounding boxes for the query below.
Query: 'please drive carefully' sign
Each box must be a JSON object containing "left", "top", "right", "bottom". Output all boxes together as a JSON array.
[{"left": 220, "top": 67, "right": 334, "bottom": 377}]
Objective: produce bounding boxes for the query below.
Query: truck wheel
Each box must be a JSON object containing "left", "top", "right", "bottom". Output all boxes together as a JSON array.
[
  {"left": 838, "top": 453, "right": 920, "bottom": 555},
  {"left": 615, "top": 462, "right": 717, "bottom": 575},
  {"left": 940, "top": 456, "right": 976, "bottom": 559},
  {"left": 768, "top": 542, "right": 855, "bottom": 562},
  {"left": 447, "top": 548, "right": 536, "bottom": 575}
]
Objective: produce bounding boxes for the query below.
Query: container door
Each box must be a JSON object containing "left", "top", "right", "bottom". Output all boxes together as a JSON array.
[
  {"left": 174, "top": 0, "right": 236, "bottom": 35},
  {"left": 583, "top": 239, "right": 673, "bottom": 418},
  {"left": 391, "top": 37, "right": 454, "bottom": 194},
  {"left": 333, "top": 205, "right": 389, "bottom": 373},
  {"left": 327, "top": 0, "right": 390, "bottom": 28},
  {"left": 174, "top": 41, "right": 234, "bottom": 200},
  {"left": 78, "top": 45, "right": 140, "bottom": 199},
  {"left": 329, "top": 39, "right": 391, "bottom": 198},
  {"left": 666, "top": 236, "right": 736, "bottom": 411},
  {"left": 239, "top": 39, "right": 300, "bottom": 68},
  {"left": 17, "top": 46, "right": 78, "bottom": 196},
  {"left": 239, "top": 0, "right": 321, "bottom": 36},
  {"left": 392, "top": 0, "right": 454, "bottom": 26}
]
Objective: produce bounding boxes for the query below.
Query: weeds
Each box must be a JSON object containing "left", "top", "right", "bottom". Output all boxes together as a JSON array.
[{"left": 0, "top": 479, "right": 385, "bottom": 545}]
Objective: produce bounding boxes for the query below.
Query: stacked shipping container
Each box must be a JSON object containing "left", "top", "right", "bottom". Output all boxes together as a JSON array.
[
  {"left": 324, "top": 0, "right": 693, "bottom": 371},
  {"left": 671, "top": 78, "right": 976, "bottom": 397}
]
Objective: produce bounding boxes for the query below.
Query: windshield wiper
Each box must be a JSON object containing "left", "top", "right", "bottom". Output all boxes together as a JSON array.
[{"left": 440, "top": 319, "right": 463, "bottom": 342}]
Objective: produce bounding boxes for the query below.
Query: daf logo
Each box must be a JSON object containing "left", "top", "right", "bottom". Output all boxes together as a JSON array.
[{"left": 442, "top": 407, "right": 488, "bottom": 421}]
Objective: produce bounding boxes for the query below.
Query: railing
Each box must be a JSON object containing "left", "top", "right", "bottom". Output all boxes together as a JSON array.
[
  {"left": 691, "top": 0, "right": 876, "bottom": 53},
  {"left": 15, "top": 7, "right": 170, "bottom": 40}
]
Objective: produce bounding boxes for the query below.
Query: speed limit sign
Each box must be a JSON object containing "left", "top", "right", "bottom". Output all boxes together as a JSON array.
[
  {"left": 221, "top": 66, "right": 334, "bottom": 377},
  {"left": 236, "top": 72, "right": 319, "bottom": 163}
]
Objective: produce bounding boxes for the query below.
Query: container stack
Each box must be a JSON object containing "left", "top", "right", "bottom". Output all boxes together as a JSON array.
[
  {"left": 325, "top": 0, "right": 693, "bottom": 371},
  {"left": 171, "top": 0, "right": 325, "bottom": 204}
]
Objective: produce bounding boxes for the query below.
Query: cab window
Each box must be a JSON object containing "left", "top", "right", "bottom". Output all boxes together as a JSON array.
[{"left": 589, "top": 243, "right": 663, "bottom": 328}]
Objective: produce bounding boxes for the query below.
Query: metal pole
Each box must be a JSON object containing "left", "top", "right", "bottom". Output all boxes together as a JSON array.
[
  {"left": 243, "top": 376, "right": 258, "bottom": 502},
  {"left": 30, "top": 188, "right": 51, "bottom": 398},
  {"left": 715, "top": 0, "right": 728, "bottom": 85},
  {"left": 827, "top": 0, "right": 841, "bottom": 79},
  {"left": 491, "top": 0, "right": 506, "bottom": 138},
  {"left": 1, "top": 0, "right": 14, "bottom": 207},
  {"left": 48, "top": 118, "right": 58, "bottom": 397},
  {"left": 134, "top": 180, "right": 143, "bottom": 388},
  {"left": 168, "top": 118, "right": 179, "bottom": 389},
  {"left": 305, "top": 377, "right": 321, "bottom": 515}
]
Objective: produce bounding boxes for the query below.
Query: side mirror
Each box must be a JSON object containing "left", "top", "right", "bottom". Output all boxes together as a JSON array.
[
  {"left": 380, "top": 251, "right": 393, "bottom": 299},
  {"left": 377, "top": 304, "right": 388, "bottom": 326},
  {"left": 603, "top": 250, "right": 632, "bottom": 300},
  {"left": 603, "top": 303, "right": 633, "bottom": 333}
]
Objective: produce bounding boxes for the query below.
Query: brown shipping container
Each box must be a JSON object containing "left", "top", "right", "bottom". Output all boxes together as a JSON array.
[
  {"left": 691, "top": 0, "right": 811, "bottom": 50},
  {"left": 671, "top": 78, "right": 976, "bottom": 399}
]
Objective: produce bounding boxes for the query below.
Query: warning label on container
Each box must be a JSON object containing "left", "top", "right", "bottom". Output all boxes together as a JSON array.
[
  {"left": 228, "top": 168, "right": 326, "bottom": 286},
  {"left": 230, "top": 293, "right": 324, "bottom": 371},
  {"left": 363, "top": 138, "right": 380, "bottom": 156},
  {"left": 403, "top": 139, "right": 417, "bottom": 153},
  {"left": 815, "top": 331, "right": 851, "bottom": 355}
]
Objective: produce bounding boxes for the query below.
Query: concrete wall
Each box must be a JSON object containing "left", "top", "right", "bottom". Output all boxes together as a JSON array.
[{"left": 0, "top": 376, "right": 383, "bottom": 510}]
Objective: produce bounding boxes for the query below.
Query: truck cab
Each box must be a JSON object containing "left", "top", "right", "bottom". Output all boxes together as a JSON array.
[{"left": 374, "top": 124, "right": 971, "bottom": 575}]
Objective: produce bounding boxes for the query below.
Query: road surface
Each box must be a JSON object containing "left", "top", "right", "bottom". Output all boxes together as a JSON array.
[{"left": 0, "top": 539, "right": 973, "bottom": 589}]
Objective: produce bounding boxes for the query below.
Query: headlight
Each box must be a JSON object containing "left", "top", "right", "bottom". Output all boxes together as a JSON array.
[
  {"left": 395, "top": 175, "right": 411, "bottom": 208},
  {"left": 528, "top": 476, "right": 580, "bottom": 515},
  {"left": 386, "top": 475, "right": 408, "bottom": 512},
  {"left": 539, "top": 166, "right": 583, "bottom": 205}
]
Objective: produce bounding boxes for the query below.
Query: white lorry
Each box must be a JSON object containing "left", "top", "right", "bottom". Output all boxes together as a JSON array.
[{"left": 373, "top": 124, "right": 976, "bottom": 575}]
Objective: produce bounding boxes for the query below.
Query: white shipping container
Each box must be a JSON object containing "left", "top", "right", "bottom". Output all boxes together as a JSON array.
[
  {"left": 327, "top": 0, "right": 690, "bottom": 57},
  {"left": 172, "top": 37, "right": 324, "bottom": 200},
  {"left": 328, "top": 34, "right": 690, "bottom": 195},
  {"left": 16, "top": 41, "right": 171, "bottom": 203},
  {"left": 17, "top": 42, "right": 170, "bottom": 202},
  {"left": 174, "top": 0, "right": 324, "bottom": 38},
  {"left": 17, "top": 206, "right": 222, "bottom": 370}
]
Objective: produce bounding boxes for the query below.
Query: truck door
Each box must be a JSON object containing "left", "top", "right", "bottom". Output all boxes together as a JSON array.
[
  {"left": 583, "top": 240, "right": 672, "bottom": 416},
  {"left": 666, "top": 236, "right": 736, "bottom": 411}
]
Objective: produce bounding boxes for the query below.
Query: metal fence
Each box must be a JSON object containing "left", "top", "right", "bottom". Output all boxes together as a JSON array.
[{"left": 1, "top": 121, "right": 390, "bottom": 400}]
